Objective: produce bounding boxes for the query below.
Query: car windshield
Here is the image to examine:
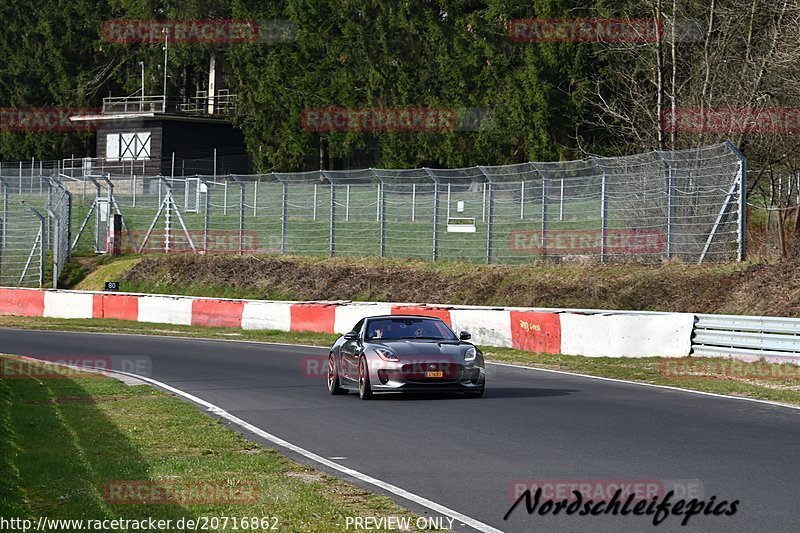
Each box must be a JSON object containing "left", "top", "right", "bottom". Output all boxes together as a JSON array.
[{"left": 365, "top": 318, "right": 457, "bottom": 341}]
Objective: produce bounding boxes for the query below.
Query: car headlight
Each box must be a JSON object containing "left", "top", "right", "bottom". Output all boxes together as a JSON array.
[
  {"left": 464, "top": 347, "right": 477, "bottom": 362},
  {"left": 375, "top": 348, "right": 399, "bottom": 362}
]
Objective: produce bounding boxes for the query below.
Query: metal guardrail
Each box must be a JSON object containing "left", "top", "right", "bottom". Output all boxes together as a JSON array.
[{"left": 692, "top": 314, "right": 800, "bottom": 361}]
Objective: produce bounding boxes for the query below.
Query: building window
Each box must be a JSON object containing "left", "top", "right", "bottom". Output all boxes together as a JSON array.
[{"left": 106, "top": 132, "right": 151, "bottom": 161}]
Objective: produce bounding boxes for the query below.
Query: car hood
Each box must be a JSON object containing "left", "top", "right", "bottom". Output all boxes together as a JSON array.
[{"left": 368, "top": 339, "right": 466, "bottom": 361}]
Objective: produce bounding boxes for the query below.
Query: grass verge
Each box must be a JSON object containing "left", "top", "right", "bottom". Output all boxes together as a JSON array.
[
  {"left": 0, "top": 354, "right": 423, "bottom": 531},
  {"left": 0, "top": 315, "right": 798, "bottom": 407}
]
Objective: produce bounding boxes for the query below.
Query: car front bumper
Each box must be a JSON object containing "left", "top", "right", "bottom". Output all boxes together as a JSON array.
[{"left": 368, "top": 360, "right": 485, "bottom": 393}]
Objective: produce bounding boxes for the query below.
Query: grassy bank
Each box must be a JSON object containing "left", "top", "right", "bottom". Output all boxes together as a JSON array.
[
  {"left": 0, "top": 315, "right": 798, "bottom": 407},
  {"left": 0, "top": 354, "right": 420, "bottom": 530},
  {"left": 63, "top": 253, "right": 800, "bottom": 317}
]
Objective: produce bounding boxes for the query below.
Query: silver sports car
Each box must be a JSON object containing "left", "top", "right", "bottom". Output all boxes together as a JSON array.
[{"left": 327, "top": 315, "right": 486, "bottom": 399}]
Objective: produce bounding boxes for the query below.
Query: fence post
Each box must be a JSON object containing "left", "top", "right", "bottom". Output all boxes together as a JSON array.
[
  {"left": 313, "top": 183, "right": 318, "bottom": 221},
  {"left": 656, "top": 151, "right": 676, "bottom": 259},
  {"left": 323, "top": 171, "right": 335, "bottom": 257},
  {"left": 53, "top": 218, "right": 60, "bottom": 288},
  {"left": 591, "top": 157, "right": 609, "bottom": 262},
  {"left": 379, "top": 180, "right": 386, "bottom": 257},
  {"left": 411, "top": 183, "right": 416, "bottom": 222},
  {"left": 376, "top": 182, "right": 381, "bottom": 222},
  {"left": 424, "top": 169, "right": 439, "bottom": 261},
  {"left": 541, "top": 174, "right": 548, "bottom": 256},
  {"left": 520, "top": 181, "right": 525, "bottom": 220},
  {"left": 724, "top": 140, "right": 747, "bottom": 261},
  {"left": 238, "top": 181, "right": 245, "bottom": 255},
  {"left": 202, "top": 180, "right": 210, "bottom": 253},
  {"left": 0, "top": 178, "right": 7, "bottom": 281},
  {"left": 281, "top": 181, "right": 288, "bottom": 254},
  {"left": 529, "top": 163, "right": 549, "bottom": 257},
  {"left": 26, "top": 205, "right": 46, "bottom": 287},
  {"left": 346, "top": 184, "right": 351, "bottom": 222},
  {"left": 446, "top": 183, "right": 451, "bottom": 220},
  {"left": 482, "top": 182, "right": 486, "bottom": 222},
  {"left": 253, "top": 179, "right": 258, "bottom": 217},
  {"left": 478, "top": 166, "right": 493, "bottom": 264}
]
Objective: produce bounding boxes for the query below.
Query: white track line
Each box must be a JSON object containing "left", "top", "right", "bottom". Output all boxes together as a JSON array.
[
  {"left": 104, "top": 367, "right": 504, "bottom": 533},
  {"left": 487, "top": 361, "right": 800, "bottom": 412}
]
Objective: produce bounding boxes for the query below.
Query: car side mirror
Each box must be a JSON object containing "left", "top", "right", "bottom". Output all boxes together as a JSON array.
[
  {"left": 344, "top": 331, "right": 359, "bottom": 341},
  {"left": 459, "top": 331, "right": 471, "bottom": 341}
]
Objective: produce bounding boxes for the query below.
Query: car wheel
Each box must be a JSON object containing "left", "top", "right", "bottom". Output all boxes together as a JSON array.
[
  {"left": 358, "top": 356, "right": 373, "bottom": 400},
  {"left": 327, "top": 354, "right": 347, "bottom": 395}
]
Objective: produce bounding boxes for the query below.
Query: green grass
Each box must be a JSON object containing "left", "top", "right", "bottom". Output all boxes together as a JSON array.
[
  {"left": 0, "top": 354, "right": 425, "bottom": 531},
  {"left": 73, "top": 257, "right": 142, "bottom": 291},
  {"left": 0, "top": 315, "right": 797, "bottom": 407}
]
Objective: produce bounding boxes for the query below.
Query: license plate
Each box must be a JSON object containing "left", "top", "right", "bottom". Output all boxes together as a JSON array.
[{"left": 425, "top": 371, "right": 443, "bottom": 378}]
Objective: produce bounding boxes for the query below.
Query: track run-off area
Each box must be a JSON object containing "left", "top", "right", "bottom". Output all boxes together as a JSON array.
[{"left": 1, "top": 328, "right": 797, "bottom": 533}]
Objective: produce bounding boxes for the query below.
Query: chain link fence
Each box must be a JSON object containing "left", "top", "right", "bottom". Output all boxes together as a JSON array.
[
  {"left": 60, "top": 142, "right": 743, "bottom": 264},
  {"left": 0, "top": 175, "right": 72, "bottom": 287},
  {"left": 0, "top": 142, "right": 745, "bottom": 287}
]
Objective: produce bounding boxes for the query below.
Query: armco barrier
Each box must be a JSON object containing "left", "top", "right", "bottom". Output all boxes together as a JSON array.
[
  {"left": 692, "top": 314, "right": 800, "bottom": 363},
  {"left": 0, "top": 287, "right": 706, "bottom": 359}
]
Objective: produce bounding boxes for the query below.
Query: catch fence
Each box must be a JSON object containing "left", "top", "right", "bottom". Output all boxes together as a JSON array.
[
  {"left": 76, "top": 142, "right": 743, "bottom": 263},
  {"left": 0, "top": 175, "right": 71, "bottom": 287},
  {"left": 0, "top": 142, "right": 746, "bottom": 287}
]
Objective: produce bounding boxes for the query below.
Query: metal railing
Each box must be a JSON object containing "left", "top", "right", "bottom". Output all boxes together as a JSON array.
[
  {"left": 692, "top": 314, "right": 800, "bottom": 361},
  {"left": 101, "top": 94, "right": 238, "bottom": 116}
]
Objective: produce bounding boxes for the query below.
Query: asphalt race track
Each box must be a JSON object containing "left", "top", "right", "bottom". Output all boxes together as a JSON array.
[{"left": 2, "top": 328, "right": 798, "bottom": 533}]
